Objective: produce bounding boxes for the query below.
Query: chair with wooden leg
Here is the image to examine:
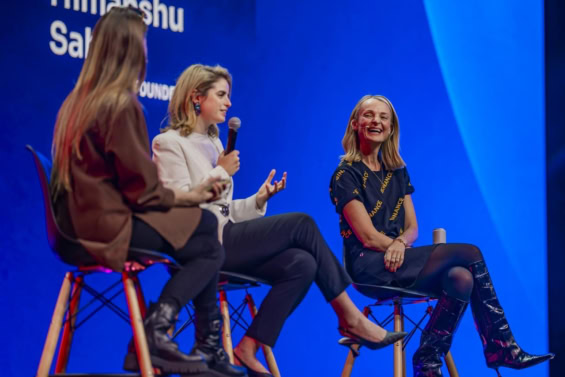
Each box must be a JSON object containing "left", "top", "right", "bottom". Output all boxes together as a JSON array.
[
  {"left": 173, "top": 271, "right": 281, "bottom": 377},
  {"left": 340, "top": 228, "right": 459, "bottom": 377},
  {"left": 28, "top": 145, "right": 186, "bottom": 377}
]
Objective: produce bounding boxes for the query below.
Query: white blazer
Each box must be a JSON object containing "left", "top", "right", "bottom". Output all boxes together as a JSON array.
[{"left": 152, "top": 129, "right": 266, "bottom": 239}]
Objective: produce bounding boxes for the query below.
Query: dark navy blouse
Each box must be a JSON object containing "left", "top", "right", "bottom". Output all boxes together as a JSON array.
[{"left": 329, "top": 160, "right": 415, "bottom": 255}]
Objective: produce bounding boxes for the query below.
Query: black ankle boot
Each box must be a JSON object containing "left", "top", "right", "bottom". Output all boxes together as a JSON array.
[
  {"left": 192, "top": 307, "right": 247, "bottom": 377},
  {"left": 413, "top": 292, "right": 468, "bottom": 377},
  {"left": 469, "top": 261, "right": 554, "bottom": 375},
  {"left": 122, "top": 301, "right": 207, "bottom": 374}
]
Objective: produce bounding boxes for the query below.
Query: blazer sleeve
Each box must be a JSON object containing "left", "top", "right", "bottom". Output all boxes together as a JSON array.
[
  {"left": 105, "top": 101, "right": 175, "bottom": 211},
  {"left": 231, "top": 194, "right": 267, "bottom": 222},
  {"left": 152, "top": 133, "right": 230, "bottom": 192}
]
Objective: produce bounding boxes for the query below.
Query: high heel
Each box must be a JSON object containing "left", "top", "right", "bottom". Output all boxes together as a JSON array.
[
  {"left": 233, "top": 353, "right": 273, "bottom": 377},
  {"left": 469, "top": 261, "right": 555, "bottom": 373},
  {"left": 337, "top": 327, "right": 407, "bottom": 351}
]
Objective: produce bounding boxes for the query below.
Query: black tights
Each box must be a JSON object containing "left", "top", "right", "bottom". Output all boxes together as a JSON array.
[{"left": 411, "top": 243, "right": 483, "bottom": 301}]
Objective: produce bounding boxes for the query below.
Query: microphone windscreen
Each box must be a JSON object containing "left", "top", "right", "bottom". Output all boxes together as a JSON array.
[{"left": 228, "top": 117, "right": 241, "bottom": 131}]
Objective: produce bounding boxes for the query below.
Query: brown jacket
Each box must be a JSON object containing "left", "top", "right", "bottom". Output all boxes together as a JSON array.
[{"left": 53, "top": 96, "right": 201, "bottom": 271}]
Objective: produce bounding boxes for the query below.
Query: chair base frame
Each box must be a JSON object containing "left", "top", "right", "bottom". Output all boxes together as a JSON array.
[
  {"left": 340, "top": 300, "right": 459, "bottom": 377},
  {"left": 36, "top": 268, "right": 155, "bottom": 377}
]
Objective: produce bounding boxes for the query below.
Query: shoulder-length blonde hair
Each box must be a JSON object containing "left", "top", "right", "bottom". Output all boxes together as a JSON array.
[
  {"left": 51, "top": 6, "right": 148, "bottom": 195},
  {"left": 164, "top": 64, "right": 232, "bottom": 138},
  {"left": 341, "top": 95, "right": 405, "bottom": 170}
]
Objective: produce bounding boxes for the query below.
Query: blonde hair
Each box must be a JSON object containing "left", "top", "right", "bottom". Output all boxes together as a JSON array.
[
  {"left": 51, "top": 6, "right": 148, "bottom": 195},
  {"left": 341, "top": 95, "right": 405, "bottom": 170},
  {"left": 164, "top": 64, "right": 232, "bottom": 137}
]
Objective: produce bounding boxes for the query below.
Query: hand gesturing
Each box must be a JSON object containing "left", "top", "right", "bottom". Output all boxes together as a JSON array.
[{"left": 256, "top": 169, "right": 287, "bottom": 209}]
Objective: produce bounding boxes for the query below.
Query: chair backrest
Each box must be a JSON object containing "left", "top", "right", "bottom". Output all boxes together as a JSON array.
[
  {"left": 26, "top": 145, "right": 182, "bottom": 270},
  {"left": 26, "top": 145, "right": 88, "bottom": 263}
]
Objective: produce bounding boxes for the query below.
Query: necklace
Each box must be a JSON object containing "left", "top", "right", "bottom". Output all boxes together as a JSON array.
[{"left": 362, "top": 160, "right": 386, "bottom": 187}]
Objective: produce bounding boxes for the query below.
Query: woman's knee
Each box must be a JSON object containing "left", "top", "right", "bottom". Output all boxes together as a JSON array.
[
  {"left": 294, "top": 212, "right": 317, "bottom": 228},
  {"left": 285, "top": 212, "right": 320, "bottom": 239},
  {"left": 439, "top": 243, "right": 483, "bottom": 264},
  {"left": 460, "top": 243, "right": 483, "bottom": 263},
  {"left": 443, "top": 266, "right": 474, "bottom": 300}
]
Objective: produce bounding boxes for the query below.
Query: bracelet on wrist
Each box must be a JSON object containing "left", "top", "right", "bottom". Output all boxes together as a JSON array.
[{"left": 394, "top": 238, "right": 407, "bottom": 247}]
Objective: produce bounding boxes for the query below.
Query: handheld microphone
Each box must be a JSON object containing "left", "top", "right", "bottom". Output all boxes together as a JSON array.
[{"left": 225, "top": 117, "right": 241, "bottom": 154}]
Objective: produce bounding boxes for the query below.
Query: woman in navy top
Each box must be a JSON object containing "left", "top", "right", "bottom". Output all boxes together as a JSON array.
[{"left": 330, "top": 95, "right": 553, "bottom": 376}]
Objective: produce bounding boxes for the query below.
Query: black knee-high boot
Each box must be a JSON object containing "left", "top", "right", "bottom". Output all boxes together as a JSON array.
[
  {"left": 413, "top": 292, "right": 468, "bottom": 377},
  {"left": 191, "top": 306, "right": 247, "bottom": 376},
  {"left": 469, "top": 260, "right": 554, "bottom": 375}
]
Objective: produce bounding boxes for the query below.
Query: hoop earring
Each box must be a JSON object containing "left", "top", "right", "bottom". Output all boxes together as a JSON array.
[{"left": 194, "top": 103, "right": 201, "bottom": 116}]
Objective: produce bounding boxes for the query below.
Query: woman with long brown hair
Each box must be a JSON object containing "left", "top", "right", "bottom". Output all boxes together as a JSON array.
[
  {"left": 330, "top": 94, "right": 554, "bottom": 376},
  {"left": 152, "top": 64, "right": 406, "bottom": 376},
  {"left": 50, "top": 7, "right": 243, "bottom": 376}
]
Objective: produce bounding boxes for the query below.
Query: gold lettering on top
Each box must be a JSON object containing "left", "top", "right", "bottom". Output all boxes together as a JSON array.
[
  {"left": 362, "top": 171, "right": 369, "bottom": 188},
  {"left": 335, "top": 169, "right": 345, "bottom": 181},
  {"left": 369, "top": 200, "right": 383, "bottom": 218},
  {"left": 389, "top": 197, "right": 404, "bottom": 221},
  {"left": 380, "top": 171, "right": 393, "bottom": 193}
]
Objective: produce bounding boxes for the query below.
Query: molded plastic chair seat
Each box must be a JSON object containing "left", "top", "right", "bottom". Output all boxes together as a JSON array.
[
  {"left": 218, "top": 271, "right": 270, "bottom": 291},
  {"left": 352, "top": 282, "right": 437, "bottom": 304}
]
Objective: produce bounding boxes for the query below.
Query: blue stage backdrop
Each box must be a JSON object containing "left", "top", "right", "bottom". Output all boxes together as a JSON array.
[{"left": 0, "top": 1, "right": 548, "bottom": 376}]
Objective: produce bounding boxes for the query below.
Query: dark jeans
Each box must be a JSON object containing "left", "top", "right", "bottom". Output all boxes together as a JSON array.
[{"left": 222, "top": 212, "right": 351, "bottom": 347}]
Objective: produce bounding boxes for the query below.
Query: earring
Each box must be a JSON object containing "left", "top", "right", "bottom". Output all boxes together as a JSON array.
[{"left": 194, "top": 102, "right": 201, "bottom": 115}]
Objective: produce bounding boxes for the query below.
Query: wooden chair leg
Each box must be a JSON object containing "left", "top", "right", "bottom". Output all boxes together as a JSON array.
[
  {"left": 393, "top": 302, "right": 404, "bottom": 377},
  {"left": 444, "top": 351, "right": 459, "bottom": 376},
  {"left": 341, "top": 347, "right": 359, "bottom": 377},
  {"left": 219, "top": 290, "right": 234, "bottom": 364},
  {"left": 36, "top": 272, "right": 73, "bottom": 377},
  {"left": 245, "top": 292, "right": 281, "bottom": 377},
  {"left": 340, "top": 306, "right": 370, "bottom": 377},
  {"left": 123, "top": 272, "right": 154, "bottom": 377},
  {"left": 54, "top": 274, "right": 84, "bottom": 374}
]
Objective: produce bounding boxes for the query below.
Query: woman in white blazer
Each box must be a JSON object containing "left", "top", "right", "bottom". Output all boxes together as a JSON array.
[{"left": 152, "top": 64, "right": 406, "bottom": 376}]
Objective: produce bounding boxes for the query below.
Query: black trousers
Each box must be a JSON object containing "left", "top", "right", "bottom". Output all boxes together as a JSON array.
[
  {"left": 222, "top": 212, "right": 352, "bottom": 347},
  {"left": 130, "top": 210, "right": 224, "bottom": 312}
]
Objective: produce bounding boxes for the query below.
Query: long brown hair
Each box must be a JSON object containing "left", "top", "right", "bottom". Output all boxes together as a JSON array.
[
  {"left": 51, "top": 6, "right": 148, "bottom": 195},
  {"left": 164, "top": 64, "right": 232, "bottom": 137},
  {"left": 341, "top": 95, "right": 405, "bottom": 170}
]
